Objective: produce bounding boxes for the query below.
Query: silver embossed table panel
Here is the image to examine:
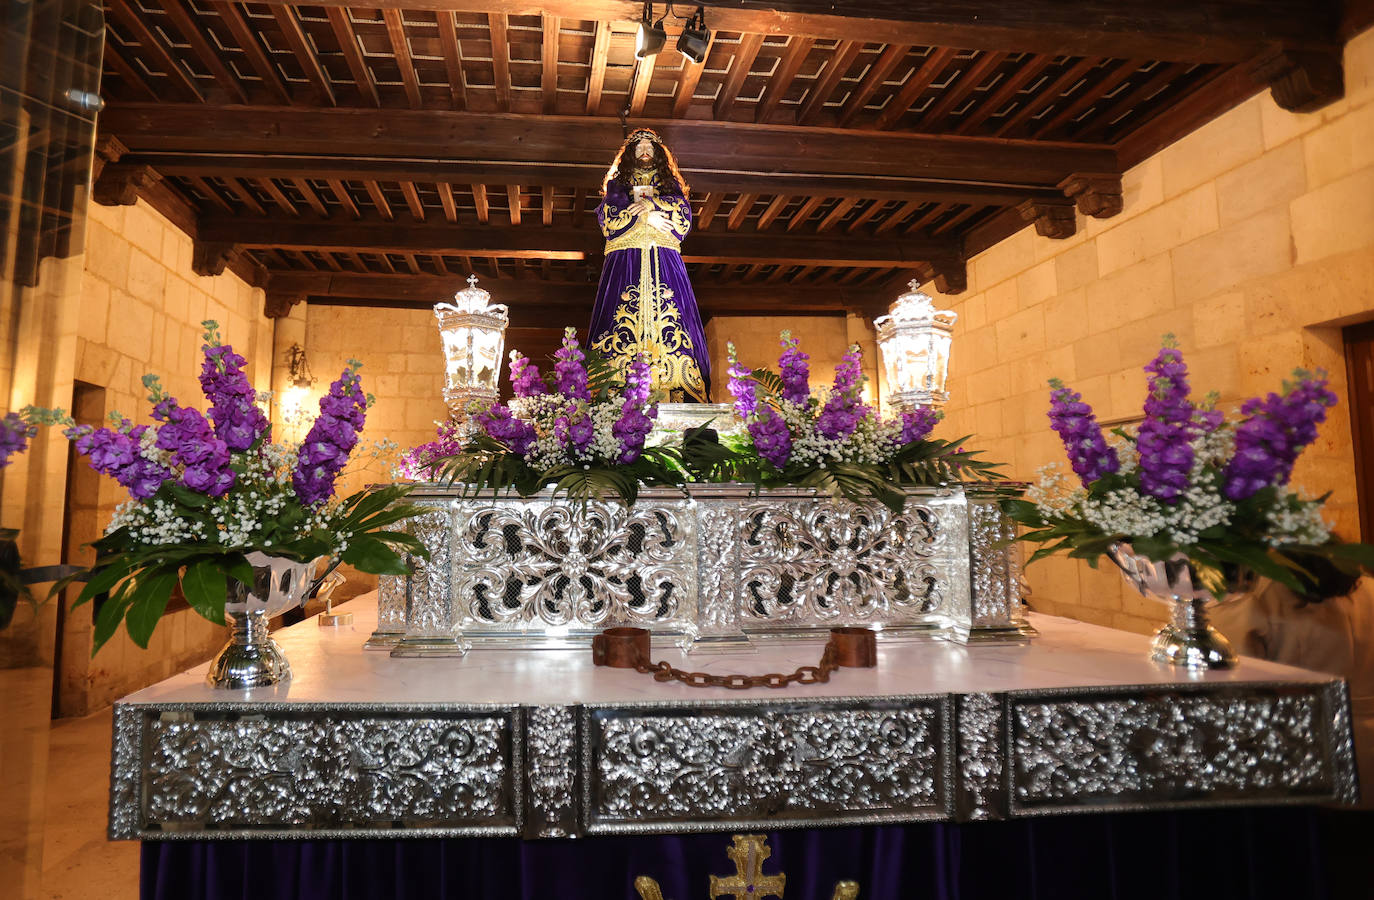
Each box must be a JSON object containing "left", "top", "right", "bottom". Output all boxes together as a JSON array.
[
  {"left": 385, "top": 483, "right": 1032, "bottom": 652},
  {"left": 110, "top": 601, "right": 1358, "bottom": 839}
]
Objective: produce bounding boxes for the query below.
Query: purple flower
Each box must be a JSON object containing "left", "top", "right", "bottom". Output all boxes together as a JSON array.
[
  {"left": 1224, "top": 370, "right": 1337, "bottom": 500},
  {"left": 612, "top": 355, "right": 657, "bottom": 463},
  {"left": 199, "top": 333, "right": 270, "bottom": 451},
  {"left": 725, "top": 343, "right": 757, "bottom": 419},
  {"left": 900, "top": 406, "right": 940, "bottom": 444},
  {"left": 554, "top": 403, "right": 594, "bottom": 457},
  {"left": 778, "top": 331, "right": 810, "bottom": 404},
  {"left": 293, "top": 361, "right": 368, "bottom": 505},
  {"left": 1047, "top": 378, "right": 1119, "bottom": 487},
  {"left": 400, "top": 421, "right": 467, "bottom": 479},
  {"left": 153, "top": 402, "right": 233, "bottom": 498},
  {"left": 816, "top": 345, "right": 867, "bottom": 440},
  {"left": 509, "top": 351, "right": 547, "bottom": 398},
  {"left": 554, "top": 328, "right": 591, "bottom": 401},
  {"left": 477, "top": 404, "right": 538, "bottom": 458},
  {"left": 749, "top": 408, "right": 792, "bottom": 469},
  {"left": 0, "top": 412, "right": 35, "bottom": 467},
  {"left": 71, "top": 417, "right": 174, "bottom": 500},
  {"left": 1136, "top": 341, "right": 1193, "bottom": 503}
]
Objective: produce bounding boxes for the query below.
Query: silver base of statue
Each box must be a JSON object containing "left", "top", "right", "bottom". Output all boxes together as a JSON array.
[
  {"left": 944, "top": 620, "right": 1039, "bottom": 645},
  {"left": 206, "top": 610, "right": 293, "bottom": 689}
]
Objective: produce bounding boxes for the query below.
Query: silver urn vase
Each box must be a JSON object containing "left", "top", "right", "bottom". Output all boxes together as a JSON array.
[
  {"left": 205, "top": 552, "right": 315, "bottom": 689},
  {"left": 1107, "top": 543, "right": 1253, "bottom": 670}
]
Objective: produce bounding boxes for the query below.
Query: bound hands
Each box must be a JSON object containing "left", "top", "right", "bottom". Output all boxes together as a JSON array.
[{"left": 628, "top": 198, "right": 671, "bottom": 233}]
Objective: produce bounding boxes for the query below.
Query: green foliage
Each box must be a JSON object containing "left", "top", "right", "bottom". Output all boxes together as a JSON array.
[
  {"left": 71, "top": 482, "right": 430, "bottom": 654},
  {"left": 679, "top": 427, "right": 1004, "bottom": 515}
]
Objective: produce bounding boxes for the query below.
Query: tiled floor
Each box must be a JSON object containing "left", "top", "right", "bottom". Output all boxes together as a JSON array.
[{"left": 40, "top": 707, "right": 138, "bottom": 899}]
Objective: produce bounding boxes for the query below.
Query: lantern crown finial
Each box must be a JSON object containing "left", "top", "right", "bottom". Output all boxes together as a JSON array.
[{"left": 467, "top": 274, "right": 479, "bottom": 288}]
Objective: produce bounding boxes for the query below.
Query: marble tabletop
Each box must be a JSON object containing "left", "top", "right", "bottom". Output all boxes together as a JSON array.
[{"left": 122, "top": 592, "right": 1334, "bottom": 708}]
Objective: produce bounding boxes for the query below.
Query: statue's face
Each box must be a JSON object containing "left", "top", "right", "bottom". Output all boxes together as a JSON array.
[{"left": 634, "top": 138, "right": 656, "bottom": 166}]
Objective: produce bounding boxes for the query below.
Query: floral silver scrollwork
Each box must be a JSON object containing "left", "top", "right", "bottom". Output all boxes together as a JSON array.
[
  {"left": 956, "top": 693, "right": 1004, "bottom": 820},
  {"left": 526, "top": 706, "right": 578, "bottom": 837},
  {"left": 456, "top": 501, "right": 695, "bottom": 629},
  {"left": 695, "top": 502, "right": 740, "bottom": 634},
  {"left": 967, "top": 497, "right": 1018, "bottom": 626},
  {"left": 109, "top": 704, "right": 145, "bottom": 838},
  {"left": 143, "top": 713, "right": 512, "bottom": 831},
  {"left": 589, "top": 705, "right": 944, "bottom": 829},
  {"left": 407, "top": 505, "right": 457, "bottom": 638},
  {"left": 1011, "top": 690, "right": 1338, "bottom": 811},
  {"left": 377, "top": 574, "right": 408, "bottom": 632},
  {"left": 737, "top": 499, "right": 943, "bottom": 623}
]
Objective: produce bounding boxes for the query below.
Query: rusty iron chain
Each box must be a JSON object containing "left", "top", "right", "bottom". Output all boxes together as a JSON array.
[{"left": 631, "top": 641, "right": 841, "bottom": 690}]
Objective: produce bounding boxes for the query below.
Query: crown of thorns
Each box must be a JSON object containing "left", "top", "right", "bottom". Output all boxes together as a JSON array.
[{"left": 626, "top": 128, "right": 663, "bottom": 144}]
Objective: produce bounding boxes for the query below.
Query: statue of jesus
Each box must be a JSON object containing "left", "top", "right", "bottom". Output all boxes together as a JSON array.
[{"left": 589, "top": 128, "right": 710, "bottom": 402}]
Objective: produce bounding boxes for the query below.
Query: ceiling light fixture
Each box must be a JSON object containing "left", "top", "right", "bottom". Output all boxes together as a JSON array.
[
  {"left": 676, "top": 6, "right": 710, "bottom": 64},
  {"left": 635, "top": 0, "right": 666, "bottom": 59}
]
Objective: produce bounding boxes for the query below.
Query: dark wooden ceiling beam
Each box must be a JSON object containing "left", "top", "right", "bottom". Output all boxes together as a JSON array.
[
  {"left": 438, "top": 182, "right": 458, "bottom": 223},
  {"left": 383, "top": 9, "right": 423, "bottom": 108},
  {"left": 797, "top": 40, "right": 860, "bottom": 125},
  {"left": 437, "top": 11, "right": 468, "bottom": 110},
  {"left": 291, "top": 177, "right": 329, "bottom": 217},
  {"left": 201, "top": 218, "right": 956, "bottom": 266},
  {"left": 542, "top": 13, "right": 561, "bottom": 114},
  {"left": 328, "top": 8, "right": 380, "bottom": 107},
  {"left": 236, "top": 1, "right": 1336, "bottom": 65},
  {"left": 714, "top": 33, "right": 764, "bottom": 119},
  {"left": 994, "top": 57, "right": 1103, "bottom": 137},
  {"left": 914, "top": 50, "right": 1007, "bottom": 131},
  {"left": 365, "top": 181, "right": 394, "bottom": 220},
  {"left": 1030, "top": 58, "right": 1143, "bottom": 139},
  {"left": 785, "top": 196, "right": 823, "bottom": 231},
  {"left": 672, "top": 32, "right": 713, "bottom": 117},
  {"left": 400, "top": 181, "right": 426, "bottom": 222},
  {"left": 756, "top": 36, "right": 814, "bottom": 123},
  {"left": 211, "top": 1, "right": 291, "bottom": 104},
  {"left": 874, "top": 46, "right": 958, "bottom": 130},
  {"left": 726, "top": 193, "right": 757, "bottom": 231},
  {"left": 258, "top": 178, "right": 299, "bottom": 217},
  {"left": 271, "top": 6, "right": 336, "bottom": 107},
  {"left": 108, "top": 1, "right": 204, "bottom": 103},
  {"left": 156, "top": 0, "right": 247, "bottom": 104},
  {"left": 489, "top": 13, "right": 512, "bottom": 112},
  {"left": 102, "top": 42, "right": 157, "bottom": 101},
  {"left": 101, "top": 104, "right": 1117, "bottom": 188},
  {"left": 270, "top": 271, "right": 882, "bottom": 316},
  {"left": 755, "top": 194, "right": 790, "bottom": 230},
  {"left": 836, "top": 44, "right": 909, "bottom": 127},
  {"left": 586, "top": 22, "right": 610, "bottom": 115},
  {"left": 954, "top": 53, "right": 1051, "bottom": 134},
  {"left": 326, "top": 178, "right": 360, "bottom": 218},
  {"left": 135, "top": 151, "right": 1070, "bottom": 207},
  {"left": 628, "top": 55, "right": 656, "bottom": 116}
]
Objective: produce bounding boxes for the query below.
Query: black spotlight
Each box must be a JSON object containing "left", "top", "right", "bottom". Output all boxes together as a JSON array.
[
  {"left": 635, "top": 1, "right": 666, "bottom": 59},
  {"left": 676, "top": 6, "right": 710, "bottom": 64}
]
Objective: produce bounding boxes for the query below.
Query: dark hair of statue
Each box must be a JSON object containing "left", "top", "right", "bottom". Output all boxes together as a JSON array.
[{"left": 601, "top": 137, "right": 690, "bottom": 199}]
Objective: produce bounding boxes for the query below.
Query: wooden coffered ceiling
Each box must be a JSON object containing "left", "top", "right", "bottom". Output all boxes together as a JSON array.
[{"left": 92, "top": 0, "right": 1356, "bottom": 323}]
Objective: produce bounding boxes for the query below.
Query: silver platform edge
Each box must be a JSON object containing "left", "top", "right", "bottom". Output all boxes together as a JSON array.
[
  {"left": 109, "top": 678, "right": 1358, "bottom": 840},
  {"left": 373, "top": 482, "right": 1037, "bottom": 656}
]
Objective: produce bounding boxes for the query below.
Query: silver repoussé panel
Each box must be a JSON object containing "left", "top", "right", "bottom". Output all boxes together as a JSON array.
[
  {"left": 109, "top": 703, "right": 521, "bottom": 839},
  {"left": 580, "top": 696, "right": 953, "bottom": 833},
  {"left": 1007, "top": 681, "right": 1359, "bottom": 815}
]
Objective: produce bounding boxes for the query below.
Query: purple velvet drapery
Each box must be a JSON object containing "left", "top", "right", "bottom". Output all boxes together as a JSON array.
[
  {"left": 140, "top": 809, "right": 1372, "bottom": 900},
  {"left": 588, "top": 178, "right": 711, "bottom": 401}
]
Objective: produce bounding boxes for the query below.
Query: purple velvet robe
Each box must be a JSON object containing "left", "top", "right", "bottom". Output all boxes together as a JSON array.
[{"left": 588, "top": 172, "right": 710, "bottom": 402}]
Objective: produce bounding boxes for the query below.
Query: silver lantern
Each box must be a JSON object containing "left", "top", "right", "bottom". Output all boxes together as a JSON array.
[
  {"left": 874, "top": 280, "right": 957, "bottom": 410},
  {"left": 434, "top": 275, "right": 509, "bottom": 427}
]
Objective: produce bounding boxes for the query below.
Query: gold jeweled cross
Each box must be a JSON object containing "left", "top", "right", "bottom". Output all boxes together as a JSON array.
[{"left": 708, "top": 835, "right": 786, "bottom": 900}]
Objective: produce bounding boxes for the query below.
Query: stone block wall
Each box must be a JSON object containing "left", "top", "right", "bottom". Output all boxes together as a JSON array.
[{"left": 928, "top": 28, "right": 1374, "bottom": 634}]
